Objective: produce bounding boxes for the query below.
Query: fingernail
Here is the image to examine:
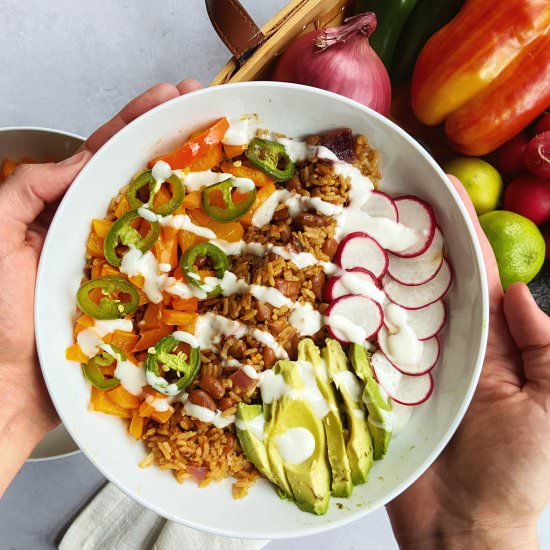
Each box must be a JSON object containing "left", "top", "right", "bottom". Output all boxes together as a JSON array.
[{"left": 57, "top": 150, "right": 90, "bottom": 166}]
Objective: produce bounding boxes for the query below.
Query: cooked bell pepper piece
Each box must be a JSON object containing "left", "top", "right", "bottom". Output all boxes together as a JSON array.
[
  {"left": 188, "top": 142, "right": 223, "bottom": 172},
  {"left": 202, "top": 177, "right": 256, "bottom": 222},
  {"left": 104, "top": 209, "right": 160, "bottom": 267},
  {"left": 107, "top": 385, "right": 141, "bottom": 409},
  {"left": 220, "top": 161, "right": 275, "bottom": 187},
  {"left": 77, "top": 277, "right": 139, "bottom": 320},
  {"left": 82, "top": 345, "right": 124, "bottom": 390},
  {"left": 180, "top": 242, "right": 228, "bottom": 295},
  {"left": 145, "top": 335, "right": 201, "bottom": 395},
  {"left": 240, "top": 182, "right": 277, "bottom": 225},
  {"left": 129, "top": 410, "right": 145, "bottom": 439},
  {"left": 89, "top": 386, "right": 131, "bottom": 418},
  {"left": 149, "top": 118, "right": 229, "bottom": 169},
  {"left": 245, "top": 138, "right": 295, "bottom": 181},
  {"left": 411, "top": 0, "right": 550, "bottom": 125},
  {"left": 128, "top": 170, "right": 184, "bottom": 216}
]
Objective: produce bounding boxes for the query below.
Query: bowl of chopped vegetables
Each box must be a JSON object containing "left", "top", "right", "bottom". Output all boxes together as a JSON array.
[{"left": 35, "top": 82, "right": 488, "bottom": 538}]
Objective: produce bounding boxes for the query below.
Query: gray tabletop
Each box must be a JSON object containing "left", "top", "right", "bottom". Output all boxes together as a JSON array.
[{"left": 1, "top": 1, "right": 549, "bottom": 549}]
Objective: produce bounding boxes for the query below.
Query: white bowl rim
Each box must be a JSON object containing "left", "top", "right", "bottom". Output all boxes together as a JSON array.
[{"left": 35, "top": 81, "right": 489, "bottom": 539}]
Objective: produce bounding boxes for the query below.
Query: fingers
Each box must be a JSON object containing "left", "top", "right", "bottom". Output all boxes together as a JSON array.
[
  {"left": 84, "top": 83, "right": 181, "bottom": 153},
  {"left": 446, "top": 175, "right": 503, "bottom": 309},
  {"left": 504, "top": 282, "right": 550, "bottom": 392},
  {"left": 176, "top": 79, "right": 202, "bottom": 94},
  {"left": 0, "top": 151, "right": 91, "bottom": 247}
]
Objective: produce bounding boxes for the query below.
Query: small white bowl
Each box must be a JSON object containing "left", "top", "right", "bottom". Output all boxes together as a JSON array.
[
  {"left": 0, "top": 126, "right": 82, "bottom": 462},
  {"left": 35, "top": 83, "right": 488, "bottom": 539}
]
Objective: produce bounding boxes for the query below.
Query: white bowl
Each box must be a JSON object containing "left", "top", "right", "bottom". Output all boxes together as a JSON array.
[
  {"left": 35, "top": 83, "right": 488, "bottom": 539},
  {"left": 0, "top": 126, "right": 82, "bottom": 462}
]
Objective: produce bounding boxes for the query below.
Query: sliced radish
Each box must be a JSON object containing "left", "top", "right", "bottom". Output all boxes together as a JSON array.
[
  {"left": 371, "top": 352, "right": 434, "bottom": 405},
  {"left": 404, "top": 301, "right": 446, "bottom": 341},
  {"left": 392, "top": 196, "right": 436, "bottom": 258},
  {"left": 388, "top": 227, "right": 444, "bottom": 285},
  {"left": 377, "top": 326, "right": 440, "bottom": 375},
  {"left": 325, "top": 267, "right": 380, "bottom": 301},
  {"left": 325, "top": 295, "right": 383, "bottom": 344},
  {"left": 363, "top": 191, "right": 398, "bottom": 222},
  {"left": 383, "top": 259, "right": 452, "bottom": 310},
  {"left": 335, "top": 232, "right": 389, "bottom": 279}
]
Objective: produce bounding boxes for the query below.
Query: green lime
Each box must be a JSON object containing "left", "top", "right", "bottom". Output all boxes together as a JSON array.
[
  {"left": 479, "top": 210, "right": 546, "bottom": 290},
  {"left": 445, "top": 157, "right": 502, "bottom": 215}
]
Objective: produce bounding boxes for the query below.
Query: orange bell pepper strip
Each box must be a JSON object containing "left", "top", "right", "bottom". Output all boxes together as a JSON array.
[
  {"left": 153, "top": 227, "right": 179, "bottom": 269},
  {"left": 142, "top": 303, "right": 164, "bottom": 330},
  {"left": 107, "top": 385, "right": 141, "bottom": 409},
  {"left": 138, "top": 401, "right": 155, "bottom": 418},
  {"left": 110, "top": 330, "right": 139, "bottom": 354},
  {"left": 73, "top": 314, "right": 95, "bottom": 337},
  {"left": 411, "top": 0, "right": 550, "bottom": 125},
  {"left": 114, "top": 196, "right": 131, "bottom": 218},
  {"left": 223, "top": 143, "right": 248, "bottom": 159},
  {"left": 182, "top": 190, "right": 202, "bottom": 210},
  {"left": 445, "top": 31, "right": 550, "bottom": 156},
  {"left": 161, "top": 310, "right": 198, "bottom": 327},
  {"left": 65, "top": 344, "right": 88, "bottom": 363},
  {"left": 151, "top": 409, "right": 174, "bottom": 424},
  {"left": 220, "top": 161, "right": 275, "bottom": 187},
  {"left": 240, "top": 182, "right": 276, "bottom": 225},
  {"left": 188, "top": 208, "right": 244, "bottom": 242},
  {"left": 101, "top": 264, "right": 121, "bottom": 278},
  {"left": 149, "top": 118, "right": 230, "bottom": 169},
  {"left": 1, "top": 159, "right": 18, "bottom": 182},
  {"left": 129, "top": 410, "right": 144, "bottom": 439},
  {"left": 188, "top": 143, "right": 223, "bottom": 172},
  {"left": 87, "top": 232, "right": 105, "bottom": 258},
  {"left": 89, "top": 386, "right": 132, "bottom": 418},
  {"left": 177, "top": 229, "right": 203, "bottom": 254},
  {"left": 133, "top": 326, "right": 173, "bottom": 352},
  {"left": 92, "top": 219, "right": 114, "bottom": 238},
  {"left": 171, "top": 297, "right": 199, "bottom": 313}
]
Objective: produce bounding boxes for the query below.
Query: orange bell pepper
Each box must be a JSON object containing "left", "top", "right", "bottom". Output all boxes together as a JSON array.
[
  {"left": 89, "top": 386, "right": 132, "bottom": 418},
  {"left": 133, "top": 326, "right": 173, "bottom": 352},
  {"left": 129, "top": 410, "right": 144, "bottom": 439},
  {"left": 92, "top": 219, "right": 114, "bottom": 238},
  {"left": 240, "top": 182, "right": 276, "bottom": 225},
  {"left": 161, "top": 310, "right": 198, "bottom": 327},
  {"left": 149, "top": 118, "right": 229, "bottom": 169},
  {"left": 138, "top": 401, "right": 155, "bottom": 418},
  {"left": 142, "top": 303, "right": 164, "bottom": 330},
  {"left": 182, "top": 190, "right": 202, "bottom": 210},
  {"left": 171, "top": 297, "right": 199, "bottom": 313},
  {"left": 411, "top": 0, "right": 550, "bottom": 126},
  {"left": 107, "top": 385, "right": 141, "bottom": 409},
  {"left": 223, "top": 143, "right": 248, "bottom": 159},
  {"left": 151, "top": 409, "right": 174, "bottom": 424},
  {"left": 445, "top": 31, "right": 550, "bottom": 156},
  {"left": 114, "top": 196, "right": 131, "bottom": 219},
  {"left": 65, "top": 344, "right": 88, "bottom": 363},
  {"left": 188, "top": 143, "right": 223, "bottom": 171},
  {"left": 178, "top": 229, "right": 203, "bottom": 254},
  {"left": 110, "top": 330, "right": 139, "bottom": 354},
  {"left": 189, "top": 208, "right": 244, "bottom": 242},
  {"left": 74, "top": 314, "right": 95, "bottom": 337},
  {"left": 154, "top": 226, "right": 179, "bottom": 269},
  {"left": 220, "top": 161, "right": 275, "bottom": 187},
  {"left": 87, "top": 232, "right": 105, "bottom": 258}
]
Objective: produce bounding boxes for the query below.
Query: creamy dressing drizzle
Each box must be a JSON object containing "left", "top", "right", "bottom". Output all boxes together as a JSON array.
[
  {"left": 222, "top": 115, "right": 259, "bottom": 146},
  {"left": 183, "top": 399, "right": 235, "bottom": 428},
  {"left": 77, "top": 319, "right": 134, "bottom": 357},
  {"left": 235, "top": 413, "right": 265, "bottom": 441},
  {"left": 385, "top": 304, "right": 423, "bottom": 365},
  {"left": 276, "top": 427, "right": 316, "bottom": 465}
]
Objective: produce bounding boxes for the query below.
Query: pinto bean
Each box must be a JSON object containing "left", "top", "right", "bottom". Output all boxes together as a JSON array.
[
  {"left": 218, "top": 397, "right": 235, "bottom": 411},
  {"left": 188, "top": 389, "right": 216, "bottom": 411},
  {"left": 199, "top": 375, "right": 225, "bottom": 400},
  {"left": 294, "top": 212, "right": 325, "bottom": 229},
  {"left": 321, "top": 238, "right": 338, "bottom": 259},
  {"left": 262, "top": 347, "right": 277, "bottom": 368},
  {"left": 272, "top": 206, "right": 289, "bottom": 221},
  {"left": 275, "top": 279, "right": 301, "bottom": 300},
  {"left": 310, "top": 272, "right": 326, "bottom": 300},
  {"left": 278, "top": 224, "right": 291, "bottom": 244},
  {"left": 256, "top": 302, "right": 273, "bottom": 322}
]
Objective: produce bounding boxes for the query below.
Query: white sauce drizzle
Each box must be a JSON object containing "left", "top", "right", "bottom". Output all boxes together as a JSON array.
[
  {"left": 385, "top": 304, "right": 423, "bottom": 365},
  {"left": 289, "top": 302, "right": 322, "bottom": 336},
  {"left": 151, "top": 160, "right": 172, "bottom": 185},
  {"left": 332, "top": 370, "right": 363, "bottom": 402},
  {"left": 325, "top": 313, "right": 367, "bottom": 344},
  {"left": 236, "top": 412, "right": 265, "bottom": 441},
  {"left": 183, "top": 400, "right": 235, "bottom": 428},
  {"left": 222, "top": 115, "right": 259, "bottom": 146},
  {"left": 120, "top": 246, "right": 166, "bottom": 304},
  {"left": 77, "top": 319, "right": 133, "bottom": 357},
  {"left": 276, "top": 427, "right": 316, "bottom": 465},
  {"left": 114, "top": 359, "right": 147, "bottom": 396}
]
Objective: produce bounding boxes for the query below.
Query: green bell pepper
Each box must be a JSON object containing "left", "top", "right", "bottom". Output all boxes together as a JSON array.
[
  {"left": 77, "top": 277, "right": 139, "bottom": 320},
  {"left": 202, "top": 177, "right": 256, "bottom": 222},
  {"left": 104, "top": 209, "right": 160, "bottom": 267},
  {"left": 145, "top": 335, "right": 201, "bottom": 395},
  {"left": 128, "top": 170, "right": 185, "bottom": 216},
  {"left": 245, "top": 138, "right": 295, "bottom": 182}
]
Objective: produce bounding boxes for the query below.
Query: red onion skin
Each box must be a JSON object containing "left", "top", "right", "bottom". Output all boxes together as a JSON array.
[
  {"left": 523, "top": 131, "right": 550, "bottom": 179},
  {"left": 272, "top": 21, "right": 391, "bottom": 116}
]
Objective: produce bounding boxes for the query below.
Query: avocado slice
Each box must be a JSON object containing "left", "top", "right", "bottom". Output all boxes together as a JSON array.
[
  {"left": 349, "top": 344, "right": 393, "bottom": 460},
  {"left": 298, "top": 339, "right": 353, "bottom": 498},
  {"left": 324, "top": 339, "right": 374, "bottom": 485},
  {"left": 266, "top": 360, "right": 331, "bottom": 515}
]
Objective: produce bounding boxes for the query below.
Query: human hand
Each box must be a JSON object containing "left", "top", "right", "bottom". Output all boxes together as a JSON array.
[
  {"left": 386, "top": 176, "right": 550, "bottom": 549},
  {"left": 0, "top": 79, "right": 202, "bottom": 495}
]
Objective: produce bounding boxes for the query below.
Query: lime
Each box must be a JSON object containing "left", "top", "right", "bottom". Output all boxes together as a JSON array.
[
  {"left": 445, "top": 157, "right": 502, "bottom": 215},
  {"left": 479, "top": 210, "right": 546, "bottom": 289}
]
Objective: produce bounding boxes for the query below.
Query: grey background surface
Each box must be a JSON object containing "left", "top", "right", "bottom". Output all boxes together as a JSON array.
[{"left": 0, "top": 1, "right": 549, "bottom": 549}]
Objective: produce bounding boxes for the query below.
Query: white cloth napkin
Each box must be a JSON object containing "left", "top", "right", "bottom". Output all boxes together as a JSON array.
[{"left": 59, "top": 483, "right": 270, "bottom": 550}]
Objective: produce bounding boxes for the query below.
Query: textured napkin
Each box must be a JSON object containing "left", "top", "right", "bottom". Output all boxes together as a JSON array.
[{"left": 59, "top": 483, "right": 270, "bottom": 550}]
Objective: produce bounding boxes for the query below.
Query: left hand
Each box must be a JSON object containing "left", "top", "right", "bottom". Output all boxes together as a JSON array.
[{"left": 0, "top": 79, "right": 202, "bottom": 495}]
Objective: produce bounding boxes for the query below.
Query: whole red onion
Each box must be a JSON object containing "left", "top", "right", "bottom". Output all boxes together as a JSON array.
[{"left": 272, "top": 13, "right": 391, "bottom": 116}]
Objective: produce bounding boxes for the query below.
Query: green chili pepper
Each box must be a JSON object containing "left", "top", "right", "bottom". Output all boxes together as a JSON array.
[
  {"left": 77, "top": 277, "right": 139, "bottom": 320},
  {"left": 245, "top": 138, "right": 295, "bottom": 181},
  {"left": 145, "top": 335, "right": 201, "bottom": 395},
  {"left": 202, "top": 177, "right": 256, "bottom": 222},
  {"left": 104, "top": 209, "right": 160, "bottom": 267},
  {"left": 82, "top": 345, "right": 125, "bottom": 390},
  {"left": 391, "top": 0, "right": 464, "bottom": 82},
  {"left": 128, "top": 170, "right": 185, "bottom": 216},
  {"left": 180, "top": 242, "right": 229, "bottom": 297},
  {"left": 353, "top": 0, "right": 419, "bottom": 70}
]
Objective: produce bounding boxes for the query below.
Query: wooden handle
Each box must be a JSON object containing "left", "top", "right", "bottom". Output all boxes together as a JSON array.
[{"left": 205, "top": 0, "right": 266, "bottom": 64}]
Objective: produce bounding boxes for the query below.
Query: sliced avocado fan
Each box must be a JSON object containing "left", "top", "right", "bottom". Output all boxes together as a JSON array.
[
  {"left": 349, "top": 344, "right": 393, "bottom": 460},
  {"left": 324, "top": 339, "right": 374, "bottom": 485},
  {"left": 298, "top": 339, "right": 353, "bottom": 498}
]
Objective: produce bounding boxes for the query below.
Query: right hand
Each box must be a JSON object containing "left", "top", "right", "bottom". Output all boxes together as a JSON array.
[{"left": 386, "top": 176, "right": 550, "bottom": 549}]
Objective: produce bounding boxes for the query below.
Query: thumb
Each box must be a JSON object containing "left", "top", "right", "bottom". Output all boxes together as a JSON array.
[
  {"left": 503, "top": 282, "right": 550, "bottom": 394},
  {"left": 0, "top": 150, "right": 91, "bottom": 241}
]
